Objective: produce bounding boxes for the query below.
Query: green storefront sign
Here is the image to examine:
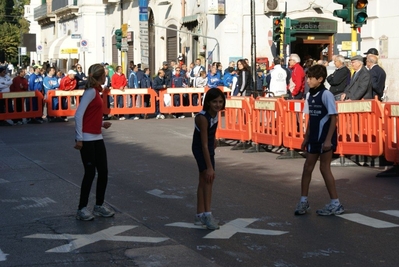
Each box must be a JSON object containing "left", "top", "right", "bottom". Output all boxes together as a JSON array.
[{"left": 293, "top": 18, "right": 337, "bottom": 33}]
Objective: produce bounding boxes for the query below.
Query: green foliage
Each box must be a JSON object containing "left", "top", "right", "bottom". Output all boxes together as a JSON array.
[
  {"left": 0, "top": 23, "right": 19, "bottom": 59},
  {"left": 0, "top": 0, "right": 30, "bottom": 61}
]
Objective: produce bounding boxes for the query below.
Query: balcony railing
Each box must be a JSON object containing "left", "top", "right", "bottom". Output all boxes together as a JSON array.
[{"left": 52, "top": 0, "right": 78, "bottom": 13}]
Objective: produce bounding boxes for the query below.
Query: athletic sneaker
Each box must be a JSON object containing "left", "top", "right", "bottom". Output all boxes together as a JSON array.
[
  {"left": 316, "top": 204, "right": 345, "bottom": 216},
  {"left": 202, "top": 214, "right": 220, "bottom": 230},
  {"left": 93, "top": 205, "right": 115, "bottom": 217},
  {"left": 194, "top": 216, "right": 205, "bottom": 226},
  {"left": 294, "top": 201, "right": 310, "bottom": 215},
  {"left": 119, "top": 116, "right": 126, "bottom": 121},
  {"left": 76, "top": 207, "right": 94, "bottom": 221}
]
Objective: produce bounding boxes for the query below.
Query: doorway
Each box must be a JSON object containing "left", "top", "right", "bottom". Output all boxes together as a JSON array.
[{"left": 290, "top": 35, "right": 333, "bottom": 64}]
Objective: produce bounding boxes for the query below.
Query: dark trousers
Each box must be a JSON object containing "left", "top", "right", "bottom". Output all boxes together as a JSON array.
[{"left": 78, "top": 139, "right": 108, "bottom": 210}]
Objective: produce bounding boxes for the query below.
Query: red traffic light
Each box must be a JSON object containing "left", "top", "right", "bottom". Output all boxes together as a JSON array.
[{"left": 274, "top": 19, "right": 281, "bottom": 26}]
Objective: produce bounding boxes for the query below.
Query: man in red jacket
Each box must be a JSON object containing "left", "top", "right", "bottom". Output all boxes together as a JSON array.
[
  {"left": 58, "top": 70, "right": 77, "bottom": 121},
  {"left": 10, "top": 68, "right": 29, "bottom": 124},
  {"left": 111, "top": 66, "right": 127, "bottom": 120},
  {"left": 288, "top": 53, "right": 305, "bottom": 99}
]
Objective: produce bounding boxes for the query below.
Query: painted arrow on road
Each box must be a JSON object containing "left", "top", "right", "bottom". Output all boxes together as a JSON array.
[
  {"left": 146, "top": 189, "right": 183, "bottom": 199},
  {"left": 24, "top": 225, "right": 169, "bottom": 253},
  {"left": 166, "top": 218, "right": 288, "bottom": 239},
  {"left": 0, "top": 249, "right": 8, "bottom": 261}
]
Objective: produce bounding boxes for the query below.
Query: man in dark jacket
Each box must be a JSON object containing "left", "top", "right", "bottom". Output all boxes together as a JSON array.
[
  {"left": 326, "top": 55, "right": 351, "bottom": 101},
  {"left": 161, "top": 61, "right": 172, "bottom": 87},
  {"left": 366, "top": 54, "right": 386, "bottom": 101},
  {"left": 140, "top": 68, "right": 152, "bottom": 109},
  {"left": 75, "top": 64, "right": 87, "bottom": 89},
  {"left": 152, "top": 69, "right": 167, "bottom": 119},
  {"left": 341, "top": 55, "right": 372, "bottom": 101}
]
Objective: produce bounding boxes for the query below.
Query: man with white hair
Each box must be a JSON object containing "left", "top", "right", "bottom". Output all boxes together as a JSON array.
[
  {"left": 340, "top": 55, "right": 372, "bottom": 101},
  {"left": 288, "top": 53, "right": 305, "bottom": 99},
  {"left": 326, "top": 55, "right": 351, "bottom": 101}
]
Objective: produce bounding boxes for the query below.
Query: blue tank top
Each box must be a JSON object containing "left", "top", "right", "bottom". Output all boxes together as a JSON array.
[
  {"left": 192, "top": 110, "right": 218, "bottom": 155},
  {"left": 307, "top": 89, "right": 337, "bottom": 145}
]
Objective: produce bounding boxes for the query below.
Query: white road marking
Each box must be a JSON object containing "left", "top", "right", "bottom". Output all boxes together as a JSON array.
[
  {"left": 380, "top": 210, "right": 399, "bottom": 218},
  {"left": 24, "top": 225, "right": 169, "bottom": 253},
  {"left": 13, "top": 197, "right": 56, "bottom": 210},
  {"left": 0, "top": 249, "right": 8, "bottom": 261},
  {"left": 337, "top": 213, "right": 399, "bottom": 228},
  {"left": 166, "top": 218, "right": 288, "bottom": 239},
  {"left": 0, "top": 179, "right": 9, "bottom": 184},
  {"left": 146, "top": 189, "right": 183, "bottom": 199}
]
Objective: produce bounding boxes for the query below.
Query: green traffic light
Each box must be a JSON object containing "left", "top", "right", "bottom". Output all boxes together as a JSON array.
[
  {"left": 353, "top": 0, "right": 368, "bottom": 27},
  {"left": 115, "top": 28, "right": 123, "bottom": 51},
  {"left": 333, "top": 0, "right": 352, "bottom": 24}
]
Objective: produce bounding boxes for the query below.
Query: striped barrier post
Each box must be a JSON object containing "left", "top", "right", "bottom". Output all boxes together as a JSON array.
[
  {"left": 159, "top": 87, "right": 204, "bottom": 114},
  {"left": 0, "top": 91, "right": 44, "bottom": 120},
  {"left": 103, "top": 88, "right": 156, "bottom": 116},
  {"left": 216, "top": 96, "right": 252, "bottom": 143},
  {"left": 251, "top": 97, "right": 283, "bottom": 148},
  {"left": 46, "top": 90, "right": 84, "bottom": 117},
  {"left": 280, "top": 98, "right": 307, "bottom": 158}
]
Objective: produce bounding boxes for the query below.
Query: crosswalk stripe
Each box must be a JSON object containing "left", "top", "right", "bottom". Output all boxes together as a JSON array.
[
  {"left": 337, "top": 213, "right": 399, "bottom": 228},
  {"left": 380, "top": 210, "right": 399, "bottom": 218}
]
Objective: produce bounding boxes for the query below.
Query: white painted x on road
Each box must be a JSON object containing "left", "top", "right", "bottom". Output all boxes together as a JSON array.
[
  {"left": 166, "top": 218, "right": 288, "bottom": 239},
  {"left": 24, "top": 225, "right": 169, "bottom": 253}
]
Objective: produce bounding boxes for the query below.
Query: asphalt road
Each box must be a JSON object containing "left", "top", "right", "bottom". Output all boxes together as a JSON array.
[{"left": 0, "top": 117, "right": 398, "bottom": 267}]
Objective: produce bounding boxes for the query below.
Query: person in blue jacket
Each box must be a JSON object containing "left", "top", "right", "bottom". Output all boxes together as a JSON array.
[
  {"left": 27, "top": 65, "right": 44, "bottom": 123},
  {"left": 207, "top": 65, "right": 223, "bottom": 89},
  {"left": 43, "top": 67, "right": 59, "bottom": 121},
  {"left": 223, "top": 67, "right": 237, "bottom": 89}
]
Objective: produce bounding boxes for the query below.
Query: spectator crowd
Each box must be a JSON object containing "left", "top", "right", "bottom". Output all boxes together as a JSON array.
[{"left": 0, "top": 48, "right": 386, "bottom": 126}]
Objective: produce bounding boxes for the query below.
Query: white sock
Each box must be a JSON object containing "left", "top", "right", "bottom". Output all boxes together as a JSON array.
[
  {"left": 204, "top": 212, "right": 212, "bottom": 216},
  {"left": 300, "top": 196, "right": 308, "bottom": 203},
  {"left": 196, "top": 213, "right": 203, "bottom": 218},
  {"left": 330, "top": 199, "right": 340, "bottom": 206}
]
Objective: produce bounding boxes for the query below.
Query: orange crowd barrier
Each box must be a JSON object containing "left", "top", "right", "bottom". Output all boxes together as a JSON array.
[
  {"left": 46, "top": 89, "right": 84, "bottom": 117},
  {"left": 216, "top": 96, "right": 252, "bottom": 142},
  {"left": 281, "top": 99, "right": 307, "bottom": 151},
  {"left": 159, "top": 87, "right": 204, "bottom": 114},
  {"left": 335, "top": 99, "right": 383, "bottom": 157},
  {"left": 0, "top": 91, "right": 44, "bottom": 120},
  {"left": 103, "top": 88, "right": 157, "bottom": 116},
  {"left": 382, "top": 102, "right": 399, "bottom": 163},
  {"left": 251, "top": 97, "right": 284, "bottom": 147}
]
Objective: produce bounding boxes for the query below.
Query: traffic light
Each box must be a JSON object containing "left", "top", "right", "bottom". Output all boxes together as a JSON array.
[
  {"left": 333, "top": 0, "right": 352, "bottom": 24},
  {"left": 284, "top": 18, "right": 299, "bottom": 45},
  {"left": 115, "top": 28, "right": 122, "bottom": 51},
  {"left": 272, "top": 17, "right": 282, "bottom": 43},
  {"left": 353, "top": 0, "right": 368, "bottom": 28}
]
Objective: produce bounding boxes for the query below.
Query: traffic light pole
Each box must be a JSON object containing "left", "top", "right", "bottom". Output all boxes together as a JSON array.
[{"left": 351, "top": 27, "right": 357, "bottom": 57}]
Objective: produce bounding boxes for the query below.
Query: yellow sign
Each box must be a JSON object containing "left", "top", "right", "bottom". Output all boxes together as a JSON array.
[
  {"left": 122, "top": 23, "right": 128, "bottom": 38},
  {"left": 61, "top": 48, "right": 78, "bottom": 54},
  {"left": 341, "top": 41, "right": 358, "bottom": 51}
]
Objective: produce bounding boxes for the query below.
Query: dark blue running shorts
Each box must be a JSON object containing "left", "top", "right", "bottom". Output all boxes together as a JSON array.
[
  {"left": 307, "top": 143, "right": 336, "bottom": 154},
  {"left": 193, "top": 152, "right": 215, "bottom": 172}
]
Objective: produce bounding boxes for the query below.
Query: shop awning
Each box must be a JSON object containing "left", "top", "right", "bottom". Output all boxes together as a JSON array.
[
  {"left": 48, "top": 35, "right": 79, "bottom": 60},
  {"left": 181, "top": 14, "right": 199, "bottom": 25}
]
